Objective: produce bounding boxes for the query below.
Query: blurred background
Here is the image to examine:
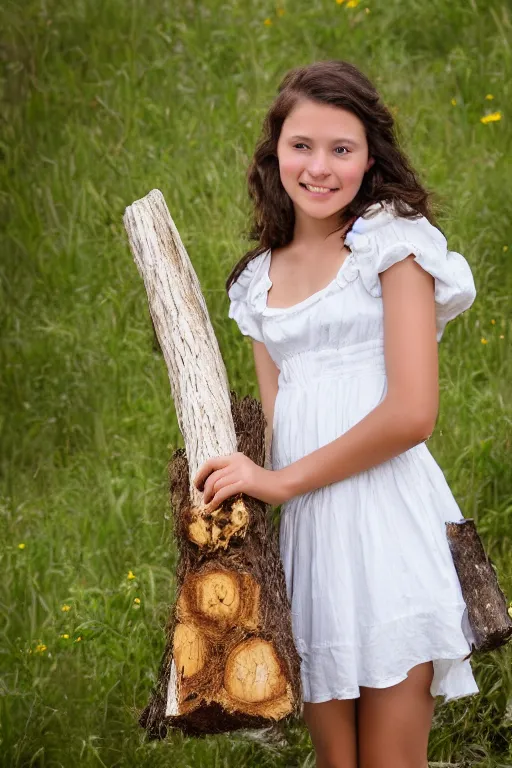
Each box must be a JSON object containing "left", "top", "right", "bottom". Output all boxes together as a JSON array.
[{"left": 1, "top": 0, "right": 511, "bottom": 765}]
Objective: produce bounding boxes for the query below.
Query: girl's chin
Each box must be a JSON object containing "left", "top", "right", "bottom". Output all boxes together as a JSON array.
[
  {"left": 298, "top": 207, "right": 344, "bottom": 221},
  {"left": 295, "top": 196, "right": 348, "bottom": 215}
]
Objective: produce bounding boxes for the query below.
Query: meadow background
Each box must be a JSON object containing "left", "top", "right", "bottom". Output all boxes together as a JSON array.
[{"left": 1, "top": 0, "right": 512, "bottom": 765}]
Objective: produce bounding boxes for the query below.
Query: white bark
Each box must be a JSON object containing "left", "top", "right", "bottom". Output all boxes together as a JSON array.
[
  {"left": 123, "top": 189, "right": 237, "bottom": 507},
  {"left": 165, "top": 660, "right": 179, "bottom": 716}
]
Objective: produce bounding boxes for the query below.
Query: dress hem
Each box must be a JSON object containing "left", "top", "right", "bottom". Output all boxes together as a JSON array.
[{"left": 301, "top": 652, "right": 480, "bottom": 705}]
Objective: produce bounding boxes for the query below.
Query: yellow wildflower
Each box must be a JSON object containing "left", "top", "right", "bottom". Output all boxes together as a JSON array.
[
  {"left": 485, "top": 94, "right": 494, "bottom": 100},
  {"left": 134, "top": 597, "right": 141, "bottom": 604},
  {"left": 481, "top": 338, "right": 488, "bottom": 344},
  {"left": 61, "top": 604, "right": 71, "bottom": 612},
  {"left": 451, "top": 98, "right": 457, "bottom": 106},
  {"left": 18, "top": 542, "right": 26, "bottom": 549},
  {"left": 75, "top": 636, "right": 82, "bottom": 643},
  {"left": 503, "top": 245, "right": 508, "bottom": 252},
  {"left": 499, "top": 335, "right": 504, "bottom": 339},
  {"left": 264, "top": 17, "right": 272, "bottom": 25},
  {"left": 60, "top": 633, "right": 69, "bottom": 639},
  {"left": 277, "top": 7, "right": 285, "bottom": 16},
  {"left": 480, "top": 111, "right": 501, "bottom": 124},
  {"left": 35, "top": 643, "right": 47, "bottom": 653},
  {"left": 127, "top": 570, "right": 136, "bottom": 580},
  {"left": 491, "top": 319, "right": 496, "bottom": 325},
  {"left": 346, "top": 0, "right": 360, "bottom": 6},
  {"left": 336, "top": 0, "right": 345, "bottom": 4}
]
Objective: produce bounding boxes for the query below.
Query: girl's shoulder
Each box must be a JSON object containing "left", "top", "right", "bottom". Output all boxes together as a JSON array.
[
  {"left": 227, "top": 249, "right": 269, "bottom": 302},
  {"left": 350, "top": 200, "right": 444, "bottom": 242},
  {"left": 346, "top": 199, "right": 466, "bottom": 267},
  {"left": 346, "top": 200, "right": 477, "bottom": 342},
  {"left": 227, "top": 249, "right": 270, "bottom": 343}
]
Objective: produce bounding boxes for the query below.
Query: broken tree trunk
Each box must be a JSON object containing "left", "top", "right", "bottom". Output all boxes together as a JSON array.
[
  {"left": 123, "top": 189, "right": 302, "bottom": 738},
  {"left": 445, "top": 520, "right": 512, "bottom": 653}
]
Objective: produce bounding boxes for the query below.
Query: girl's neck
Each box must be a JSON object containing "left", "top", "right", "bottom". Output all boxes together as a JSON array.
[{"left": 291, "top": 215, "right": 356, "bottom": 251}]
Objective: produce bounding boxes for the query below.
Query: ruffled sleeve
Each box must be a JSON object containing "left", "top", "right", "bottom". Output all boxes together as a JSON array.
[
  {"left": 227, "top": 252, "right": 267, "bottom": 343},
  {"left": 347, "top": 211, "right": 477, "bottom": 342}
]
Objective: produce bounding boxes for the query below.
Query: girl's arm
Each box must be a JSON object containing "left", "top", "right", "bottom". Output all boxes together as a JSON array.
[{"left": 278, "top": 254, "right": 439, "bottom": 500}]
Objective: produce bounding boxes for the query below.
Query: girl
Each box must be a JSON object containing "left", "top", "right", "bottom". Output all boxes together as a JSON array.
[{"left": 193, "top": 60, "right": 479, "bottom": 768}]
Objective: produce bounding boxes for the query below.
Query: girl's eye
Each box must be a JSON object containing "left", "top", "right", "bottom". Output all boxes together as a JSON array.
[{"left": 293, "top": 143, "right": 348, "bottom": 155}]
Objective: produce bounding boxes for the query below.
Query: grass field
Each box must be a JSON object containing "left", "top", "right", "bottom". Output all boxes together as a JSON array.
[{"left": 1, "top": 0, "right": 512, "bottom": 765}]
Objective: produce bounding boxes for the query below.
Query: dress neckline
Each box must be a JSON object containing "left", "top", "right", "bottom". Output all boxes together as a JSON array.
[
  {"left": 262, "top": 246, "right": 356, "bottom": 314},
  {"left": 256, "top": 202, "right": 391, "bottom": 315}
]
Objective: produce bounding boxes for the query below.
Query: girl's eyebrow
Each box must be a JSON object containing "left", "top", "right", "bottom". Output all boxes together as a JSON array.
[{"left": 289, "top": 134, "right": 359, "bottom": 146}]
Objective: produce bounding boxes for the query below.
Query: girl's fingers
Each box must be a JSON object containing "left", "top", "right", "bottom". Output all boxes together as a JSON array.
[
  {"left": 205, "top": 479, "right": 244, "bottom": 513},
  {"left": 194, "top": 455, "right": 229, "bottom": 489},
  {"left": 203, "top": 467, "right": 232, "bottom": 503},
  {"left": 194, "top": 460, "right": 215, "bottom": 490}
]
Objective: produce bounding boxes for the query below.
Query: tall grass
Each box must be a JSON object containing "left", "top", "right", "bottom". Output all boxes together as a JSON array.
[{"left": 1, "top": 0, "right": 511, "bottom": 765}]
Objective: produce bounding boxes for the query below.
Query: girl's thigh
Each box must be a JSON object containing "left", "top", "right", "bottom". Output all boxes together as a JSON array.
[
  {"left": 302, "top": 698, "right": 358, "bottom": 768},
  {"left": 357, "top": 660, "right": 436, "bottom": 768}
]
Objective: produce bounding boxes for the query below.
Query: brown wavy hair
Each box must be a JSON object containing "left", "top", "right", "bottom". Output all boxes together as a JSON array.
[{"left": 226, "top": 59, "right": 440, "bottom": 293}]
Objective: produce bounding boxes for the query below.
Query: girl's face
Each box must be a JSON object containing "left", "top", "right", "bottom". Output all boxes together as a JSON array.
[{"left": 276, "top": 99, "right": 374, "bottom": 223}]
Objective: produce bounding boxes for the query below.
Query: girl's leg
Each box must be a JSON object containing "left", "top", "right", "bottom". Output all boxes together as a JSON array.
[
  {"left": 357, "top": 660, "right": 436, "bottom": 768},
  {"left": 302, "top": 699, "right": 358, "bottom": 768}
]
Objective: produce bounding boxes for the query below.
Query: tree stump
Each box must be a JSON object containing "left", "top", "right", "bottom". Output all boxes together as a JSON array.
[{"left": 123, "top": 189, "right": 302, "bottom": 738}]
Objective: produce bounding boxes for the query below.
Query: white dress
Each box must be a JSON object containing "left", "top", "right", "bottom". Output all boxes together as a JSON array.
[{"left": 227, "top": 201, "right": 480, "bottom": 704}]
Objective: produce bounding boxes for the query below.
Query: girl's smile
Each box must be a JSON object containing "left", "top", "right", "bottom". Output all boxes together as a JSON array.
[{"left": 300, "top": 182, "right": 340, "bottom": 197}]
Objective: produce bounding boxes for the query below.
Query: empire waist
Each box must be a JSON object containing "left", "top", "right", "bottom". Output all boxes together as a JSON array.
[{"left": 276, "top": 338, "right": 386, "bottom": 389}]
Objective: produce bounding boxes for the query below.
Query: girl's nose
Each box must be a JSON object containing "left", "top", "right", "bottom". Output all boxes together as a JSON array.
[{"left": 308, "top": 152, "right": 330, "bottom": 175}]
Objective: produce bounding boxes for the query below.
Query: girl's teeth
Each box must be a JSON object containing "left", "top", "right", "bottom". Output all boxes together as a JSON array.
[{"left": 305, "top": 184, "right": 334, "bottom": 193}]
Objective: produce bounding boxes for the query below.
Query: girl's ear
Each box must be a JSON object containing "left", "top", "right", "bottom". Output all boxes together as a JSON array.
[{"left": 366, "top": 156, "right": 375, "bottom": 172}]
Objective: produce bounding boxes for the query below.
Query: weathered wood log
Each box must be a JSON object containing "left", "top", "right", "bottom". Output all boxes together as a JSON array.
[
  {"left": 123, "top": 189, "right": 302, "bottom": 738},
  {"left": 445, "top": 519, "right": 512, "bottom": 653}
]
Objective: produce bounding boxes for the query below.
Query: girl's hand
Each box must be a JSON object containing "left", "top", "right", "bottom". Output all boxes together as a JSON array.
[{"left": 193, "top": 452, "right": 288, "bottom": 512}]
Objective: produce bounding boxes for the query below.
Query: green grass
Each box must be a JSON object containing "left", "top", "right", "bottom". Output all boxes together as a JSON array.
[{"left": 1, "top": 0, "right": 511, "bottom": 765}]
